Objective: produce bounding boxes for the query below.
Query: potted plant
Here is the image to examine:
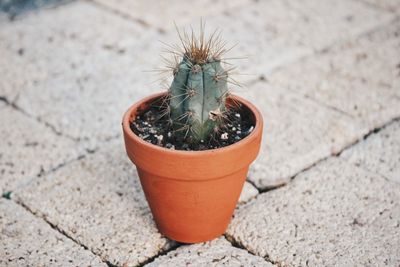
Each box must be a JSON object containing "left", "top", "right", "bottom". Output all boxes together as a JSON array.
[{"left": 122, "top": 25, "right": 263, "bottom": 243}]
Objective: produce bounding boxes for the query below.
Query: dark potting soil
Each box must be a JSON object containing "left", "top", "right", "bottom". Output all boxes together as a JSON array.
[{"left": 130, "top": 99, "right": 255, "bottom": 151}]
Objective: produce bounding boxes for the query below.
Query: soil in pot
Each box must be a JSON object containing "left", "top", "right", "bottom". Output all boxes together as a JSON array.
[{"left": 130, "top": 96, "right": 255, "bottom": 151}]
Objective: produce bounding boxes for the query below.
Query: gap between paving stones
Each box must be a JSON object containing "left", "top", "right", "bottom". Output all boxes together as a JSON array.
[
  {"left": 2, "top": 4, "right": 397, "bottom": 265},
  {"left": 0, "top": 95, "right": 77, "bottom": 142},
  {"left": 2, "top": 0, "right": 394, "bottom": 156},
  {"left": 224, "top": 233, "right": 278, "bottom": 266},
  {"left": 225, "top": 115, "right": 400, "bottom": 265},
  {"left": 7, "top": 195, "right": 115, "bottom": 267},
  {"left": 5, "top": 101, "right": 398, "bottom": 267}
]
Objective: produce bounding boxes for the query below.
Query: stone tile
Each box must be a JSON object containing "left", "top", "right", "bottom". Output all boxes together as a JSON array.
[
  {"left": 270, "top": 21, "right": 400, "bottom": 130},
  {"left": 0, "top": 105, "right": 82, "bottom": 194},
  {"left": 238, "top": 82, "right": 367, "bottom": 189},
  {"left": 239, "top": 182, "right": 259, "bottom": 204},
  {"left": 130, "top": 0, "right": 392, "bottom": 86},
  {"left": 145, "top": 237, "right": 273, "bottom": 267},
  {"left": 362, "top": 0, "right": 400, "bottom": 12},
  {"left": 209, "top": 0, "right": 392, "bottom": 52},
  {"left": 227, "top": 158, "right": 400, "bottom": 266},
  {"left": 13, "top": 140, "right": 171, "bottom": 267},
  {"left": 206, "top": 0, "right": 392, "bottom": 78},
  {"left": 0, "top": 1, "right": 158, "bottom": 149},
  {"left": 341, "top": 120, "right": 400, "bottom": 183},
  {"left": 0, "top": 199, "right": 105, "bottom": 267},
  {"left": 92, "top": 0, "right": 252, "bottom": 31}
]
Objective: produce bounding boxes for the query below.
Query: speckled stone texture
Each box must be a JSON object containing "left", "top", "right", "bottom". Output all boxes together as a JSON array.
[
  {"left": 270, "top": 20, "right": 400, "bottom": 130},
  {"left": 145, "top": 237, "right": 274, "bottom": 267},
  {"left": 227, "top": 158, "right": 400, "bottom": 266},
  {"left": 0, "top": 199, "right": 105, "bottom": 267},
  {"left": 129, "top": 0, "right": 393, "bottom": 84},
  {"left": 13, "top": 141, "right": 171, "bottom": 266},
  {"left": 0, "top": 104, "right": 82, "bottom": 194},
  {"left": 0, "top": 1, "right": 158, "bottom": 149},
  {"left": 361, "top": 0, "right": 400, "bottom": 12},
  {"left": 240, "top": 82, "right": 367, "bottom": 189},
  {"left": 92, "top": 0, "right": 252, "bottom": 31},
  {"left": 341, "top": 121, "right": 400, "bottom": 183},
  {"left": 239, "top": 182, "right": 259, "bottom": 204}
]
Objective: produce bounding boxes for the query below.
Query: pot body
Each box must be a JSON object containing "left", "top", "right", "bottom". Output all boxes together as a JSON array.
[{"left": 122, "top": 92, "right": 263, "bottom": 243}]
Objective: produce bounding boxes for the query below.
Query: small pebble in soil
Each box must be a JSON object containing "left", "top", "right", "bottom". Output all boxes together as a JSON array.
[{"left": 130, "top": 99, "right": 255, "bottom": 151}]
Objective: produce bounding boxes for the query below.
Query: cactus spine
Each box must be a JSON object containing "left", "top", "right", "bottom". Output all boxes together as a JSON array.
[{"left": 166, "top": 28, "right": 230, "bottom": 143}]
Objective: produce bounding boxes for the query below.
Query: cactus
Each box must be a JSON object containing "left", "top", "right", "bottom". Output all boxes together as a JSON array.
[{"left": 162, "top": 27, "right": 232, "bottom": 143}]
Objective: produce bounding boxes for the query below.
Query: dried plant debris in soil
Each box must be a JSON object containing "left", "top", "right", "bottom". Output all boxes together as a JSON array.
[{"left": 130, "top": 98, "right": 255, "bottom": 151}]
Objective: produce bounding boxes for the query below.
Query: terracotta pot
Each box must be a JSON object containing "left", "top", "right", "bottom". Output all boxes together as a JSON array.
[{"left": 122, "top": 92, "right": 263, "bottom": 243}]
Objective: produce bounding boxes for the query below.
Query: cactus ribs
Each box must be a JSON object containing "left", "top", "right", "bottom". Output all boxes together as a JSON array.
[{"left": 131, "top": 23, "right": 255, "bottom": 151}]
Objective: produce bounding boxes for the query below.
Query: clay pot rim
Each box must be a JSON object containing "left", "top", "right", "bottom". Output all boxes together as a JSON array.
[{"left": 122, "top": 92, "right": 263, "bottom": 156}]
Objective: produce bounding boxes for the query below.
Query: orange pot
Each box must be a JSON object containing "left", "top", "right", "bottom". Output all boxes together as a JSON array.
[{"left": 122, "top": 92, "right": 263, "bottom": 243}]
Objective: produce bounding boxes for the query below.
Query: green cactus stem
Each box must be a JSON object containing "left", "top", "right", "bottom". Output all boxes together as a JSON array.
[{"left": 165, "top": 27, "right": 231, "bottom": 143}]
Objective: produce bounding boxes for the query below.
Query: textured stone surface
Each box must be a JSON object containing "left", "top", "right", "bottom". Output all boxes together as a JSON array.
[
  {"left": 92, "top": 0, "right": 252, "bottom": 31},
  {"left": 227, "top": 158, "right": 400, "bottom": 266},
  {"left": 341, "top": 121, "right": 400, "bottom": 183},
  {"left": 239, "top": 182, "right": 259, "bottom": 204},
  {"left": 13, "top": 141, "right": 171, "bottom": 266},
  {"left": 362, "top": 0, "right": 400, "bottom": 12},
  {"left": 270, "top": 21, "right": 400, "bottom": 130},
  {"left": 0, "top": 1, "right": 158, "bottom": 148},
  {"left": 130, "top": 0, "right": 392, "bottom": 84},
  {"left": 0, "top": 105, "right": 82, "bottom": 194},
  {"left": 240, "top": 82, "right": 367, "bottom": 189},
  {"left": 145, "top": 237, "right": 273, "bottom": 267},
  {"left": 0, "top": 199, "right": 105, "bottom": 267}
]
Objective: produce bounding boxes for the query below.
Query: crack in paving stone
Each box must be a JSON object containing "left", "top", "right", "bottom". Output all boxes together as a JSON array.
[
  {"left": 224, "top": 233, "right": 280, "bottom": 266},
  {"left": 0, "top": 95, "right": 79, "bottom": 142},
  {"left": 245, "top": 179, "right": 260, "bottom": 193},
  {"left": 135, "top": 242, "right": 182, "bottom": 267},
  {"left": 0, "top": 96, "right": 10, "bottom": 104},
  {"left": 11, "top": 198, "right": 111, "bottom": 266},
  {"left": 2, "top": 151, "right": 92, "bottom": 198}
]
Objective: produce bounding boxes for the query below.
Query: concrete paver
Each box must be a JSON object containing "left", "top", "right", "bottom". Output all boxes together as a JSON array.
[
  {"left": 341, "top": 120, "right": 400, "bottom": 183},
  {"left": 227, "top": 158, "right": 400, "bottom": 266},
  {"left": 241, "top": 82, "right": 367, "bottom": 189},
  {"left": 13, "top": 140, "right": 171, "bottom": 266},
  {"left": 361, "top": 0, "right": 400, "bottom": 12},
  {"left": 0, "top": 1, "right": 158, "bottom": 149},
  {"left": 1, "top": 0, "right": 399, "bottom": 265},
  {"left": 270, "top": 20, "right": 400, "bottom": 130},
  {"left": 0, "top": 105, "right": 82, "bottom": 194},
  {"left": 0, "top": 199, "right": 106, "bottom": 267},
  {"left": 145, "top": 237, "right": 274, "bottom": 267},
  {"left": 92, "top": 0, "right": 252, "bottom": 31},
  {"left": 129, "top": 0, "right": 393, "bottom": 84},
  {"left": 239, "top": 182, "right": 259, "bottom": 204}
]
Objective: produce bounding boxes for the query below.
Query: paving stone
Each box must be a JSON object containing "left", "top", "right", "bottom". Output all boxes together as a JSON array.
[
  {"left": 130, "top": 0, "right": 392, "bottom": 86},
  {"left": 0, "top": 199, "right": 105, "bottom": 267},
  {"left": 13, "top": 140, "right": 173, "bottom": 267},
  {"left": 361, "top": 0, "right": 400, "bottom": 12},
  {"left": 227, "top": 158, "right": 400, "bottom": 266},
  {"left": 239, "top": 182, "right": 259, "bottom": 204},
  {"left": 211, "top": 0, "right": 392, "bottom": 53},
  {"left": 145, "top": 237, "right": 273, "bottom": 267},
  {"left": 341, "top": 120, "right": 400, "bottom": 183},
  {"left": 239, "top": 82, "right": 367, "bottom": 189},
  {"left": 270, "top": 21, "right": 400, "bottom": 131},
  {"left": 92, "top": 0, "right": 252, "bottom": 31},
  {"left": 0, "top": 1, "right": 158, "bottom": 149},
  {"left": 0, "top": 105, "right": 82, "bottom": 194}
]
